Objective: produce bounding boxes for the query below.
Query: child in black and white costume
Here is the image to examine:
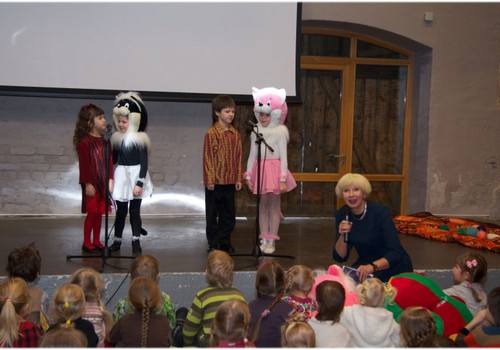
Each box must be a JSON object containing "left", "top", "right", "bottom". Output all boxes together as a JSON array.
[{"left": 109, "top": 91, "right": 153, "bottom": 255}]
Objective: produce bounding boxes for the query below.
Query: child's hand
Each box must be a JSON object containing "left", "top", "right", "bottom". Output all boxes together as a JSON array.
[
  {"left": 279, "top": 182, "right": 287, "bottom": 193},
  {"left": 206, "top": 184, "right": 215, "bottom": 191},
  {"left": 109, "top": 179, "right": 114, "bottom": 194},
  {"left": 133, "top": 185, "right": 143, "bottom": 197},
  {"left": 235, "top": 182, "right": 242, "bottom": 191},
  {"left": 246, "top": 180, "right": 254, "bottom": 192},
  {"left": 85, "top": 183, "right": 96, "bottom": 196}
]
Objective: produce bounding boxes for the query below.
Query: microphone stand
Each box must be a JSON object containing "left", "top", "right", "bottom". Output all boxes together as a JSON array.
[
  {"left": 231, "top": 124, "right": 294, "bottom": 264},
  {"left": 67, "top": 125, "right": 135, "bottom": 272}
]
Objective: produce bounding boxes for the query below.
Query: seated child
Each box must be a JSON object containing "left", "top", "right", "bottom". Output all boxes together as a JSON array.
[
  {"left": 0, "top": 277, "right": 42, "bottom": 347},
  {"left": 69, "top": 267, "right": 113, "bottom": 347},
  {"left": 6, "top": 242, "right": 50, "bottom": 332},
  {"left": 453, "top": 286, "right": 500, "bottom": 347},
  {"left": 108, "top": 276, "right": 171, "bottom": 347},
  {"left": 210, "top": 299, "right": 254, "bottom": 347},
  {"left": 341, "top": 277, "right": 401, "bottom": 347},
  {"left": 40, "top": 326, "right": 88, "bottom": 347},
  {"left": 280, "top": 319, "right": 316, "bottom": 347},
  {"left": 182, "top": 250, "right": 245, "bottom": 347},
  {"left": 113, "top": 254, "right": 176, "bottom": 330},
  {"left": 443, "top": 252, "right": 488, "bottom": 316},
  {"left": 399, "top": 306, "right": 437, "bottom": 347},
  {"left": 282, "top": 264, "right": 317, "bottom": 321},
  {"left": 308, "top": 280, "right": 354, "bottom": 347},
  {"left": 248, "top": 261, "right": 293, "bottom": 347},
  {"left": 47, "top": 283, "right": 98, "bottom": 347}
]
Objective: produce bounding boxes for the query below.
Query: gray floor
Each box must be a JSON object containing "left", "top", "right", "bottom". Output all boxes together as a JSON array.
[{"left": 0, "top": 215, "right": 499, "bottom": 277}]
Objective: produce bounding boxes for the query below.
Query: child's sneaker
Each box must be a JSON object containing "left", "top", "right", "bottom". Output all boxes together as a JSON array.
[
  {"left": 264, "top": 240, "right": 275, "bottom": 254},
  {"left": 260, "top": 239, "right": 268, "bottom": 252}
]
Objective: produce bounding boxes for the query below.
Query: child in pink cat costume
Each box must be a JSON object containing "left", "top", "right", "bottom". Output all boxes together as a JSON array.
[{"left": 245, "top": 87, "right": 297, "bottom": 254}]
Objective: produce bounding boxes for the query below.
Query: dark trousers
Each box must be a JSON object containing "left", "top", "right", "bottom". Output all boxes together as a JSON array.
[
  {"left": 114, "top": 199, "right": 142, "bottom": 238},
  {"left": 205, "top": 184, "right": 236, "bottom": 247}
]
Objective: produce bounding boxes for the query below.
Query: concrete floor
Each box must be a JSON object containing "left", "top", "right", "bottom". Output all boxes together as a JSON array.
[{"left": 1, "top": 215, "right": 499, "bottom": 277}]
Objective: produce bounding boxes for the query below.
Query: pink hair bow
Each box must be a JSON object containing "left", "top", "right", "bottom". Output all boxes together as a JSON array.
[{"left": 466, "top": 259, "right": 478, "bottom": 269}]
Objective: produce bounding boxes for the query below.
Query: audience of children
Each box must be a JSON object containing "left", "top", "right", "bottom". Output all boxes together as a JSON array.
[
  {"left": 209, "top": 299, "right": 254, "bottom": 348},
  {"left": 112, "top": 254, "right": 176, "bottom": 330},
  {"left": 399, "top": 306, "right": 437, "bottom": 347},
  {"left": 452, "top": 286, "right": 500, "bottom": 347},
  {"left": 3, "top": 243, "right": 499, "bottom": 349},
  {"left": 280, "top": 319, "right": 316, "bottom": 347},
  {"left": 108, "top": 276, "right": 171, "bottom": 347},
  {"left": 282, "top": 264, "right": 317, "bottom": 321},
  {"left": 47, "top": 283, "right": 99, "bottom": 347},
  {"left": 341, "top": 277, "right": 401, "bottom": 347},
  {"left": 308, "top": 280, "right": 354, "bottom": 347},
  {"left": 68, "top": 267, "right": 113, "bottom": 347},
  {"left": 39, "top": 326, "right": 88, "bottom": 348},
  {"left": 444, "top": 252, "right": 488, "bottom": 316},
  {"left": 6, "top": 242, "right": 50, "bottom": 333},
  {"left": 248, "top": 261, "right": 293, "bottom": 347},
  {"left": 182, "top": 250, "right": 246, "bottom": 347},
  {"left": 0, "top": 277, "right": 42, "bottom": 347}
]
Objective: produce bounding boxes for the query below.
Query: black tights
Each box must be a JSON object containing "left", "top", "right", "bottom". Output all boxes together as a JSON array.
[{"left": 114, "top": 199, "right": 142, "bottom": 238}]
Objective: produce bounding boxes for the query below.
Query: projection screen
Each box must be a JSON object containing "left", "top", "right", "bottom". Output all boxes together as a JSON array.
[{"left": 0, "top": 3, "right": 300, "bottom": 100}]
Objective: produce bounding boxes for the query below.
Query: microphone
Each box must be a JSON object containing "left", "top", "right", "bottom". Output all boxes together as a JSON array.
[
  {"left": 343, "top": 208, "right": 351, "bottom": 243},
  {"left": 246, "top": 120, "right": 258, "bottom": 128}
]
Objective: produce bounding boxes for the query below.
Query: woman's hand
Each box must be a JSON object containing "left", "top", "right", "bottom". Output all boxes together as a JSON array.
[
  {"left": 357, "top": 264, "right": 374, "bottom": 283},
  {"left": 133, "top": 185, "right": 143, "bottom": 197},
  {"left": 338, "top": 220, "right": 352, "bottom": 241}
]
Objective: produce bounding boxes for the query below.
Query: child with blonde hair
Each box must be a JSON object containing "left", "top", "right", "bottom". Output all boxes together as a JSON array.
[
  {"left": 248, "top": 261, "right": 293, "bottom": 347},
  {"left": 69, "top": 267, "right": 113, "bottom": 347},
  {"left": 47, "top": 283, "right": 98, "bottom": 347},
  {"left": 399, "top": 306, "right": 437, "bottom": 347},
  {"left": 444, "top": 252, "right": 488, "bottom": 316},
  {"left": 182, "top": 250, "right": 245, "bottom": 347},
  {"left": 210, "top": 299, "right": 254, "bottom": 347},
  {"left": 280, "top": 319, "right": 316, "bottom": 347},
  {"left": 0, "top": 277, "right": 41, "bottom": 347},
  {"left": 340, "top": 277, "right": 400, "bottom": 347},
  {"left": 282, "top": 264, "right": 317, "bottom": 321},
  {"left": 108, "top": 276, "right": 171, "bottom": 347}
]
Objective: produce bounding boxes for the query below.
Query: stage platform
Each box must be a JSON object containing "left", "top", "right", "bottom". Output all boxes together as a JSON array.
[{"left": 0, "top": 215, "right": 499, "bottom": 310}]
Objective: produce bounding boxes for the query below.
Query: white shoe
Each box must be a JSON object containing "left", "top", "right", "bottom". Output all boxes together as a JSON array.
[
  {"left": 264, "top": 240, "right": 275, "bottom": 254},
  {"left": 260, "top": 239, "right": 268, "bottom": 252}
]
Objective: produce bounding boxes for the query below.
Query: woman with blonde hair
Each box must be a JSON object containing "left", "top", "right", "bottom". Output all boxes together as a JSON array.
[
  {"left": 0, "top": 277, "right": 41, "bottom": 347},
  {"left": 333, "top": 173, "right": 413, "bottom": 282}
]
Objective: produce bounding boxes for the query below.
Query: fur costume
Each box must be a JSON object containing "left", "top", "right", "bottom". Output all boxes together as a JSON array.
[
  {"left": 311, "top": 264, "right": 359, "bottom": 307},
  {"left": 111, "top": 91, "right": 151, "bottom": 151}
]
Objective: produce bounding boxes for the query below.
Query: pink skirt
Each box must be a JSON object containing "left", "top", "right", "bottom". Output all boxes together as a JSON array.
[{"left": 250, "top": 159, "right": 297, "bottom": 195}]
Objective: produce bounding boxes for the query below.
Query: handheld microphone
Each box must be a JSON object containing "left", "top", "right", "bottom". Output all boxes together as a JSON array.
[
  {"left": 246, "top": 120, "right": 258, "bottom": 128},
  {"left": 343, "top": 208, "right": 351, "bottom": 243}
]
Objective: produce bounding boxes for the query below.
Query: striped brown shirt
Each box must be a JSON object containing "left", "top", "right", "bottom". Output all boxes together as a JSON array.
[{"left": 203, "top": 123, "right": 242, "bottom": 186}]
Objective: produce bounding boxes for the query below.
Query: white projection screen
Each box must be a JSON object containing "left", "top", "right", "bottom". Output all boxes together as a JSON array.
[{"left": 0, "top": 2, "right": 300, "bottom": 100}]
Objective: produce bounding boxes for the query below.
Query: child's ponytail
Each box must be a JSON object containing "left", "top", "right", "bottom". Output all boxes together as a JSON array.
[{"left": 0, "top": 278, "right": 31, "bottom": 347}]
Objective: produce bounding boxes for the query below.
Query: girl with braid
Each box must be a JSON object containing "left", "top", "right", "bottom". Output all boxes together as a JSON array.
[
  {"left": 47, "top": 284, "right": 98, "bottom": 347},
  {"left": 73, "top": 103, "right": 114, "bottom": 253},
  {"left": 69, "top": 268, "right": 113, "bottom": 347},
  {"left": 399, "top": 306, "right": 437, "bottom": 347},
  {"left": 248, "top": 261, "right": 293, "bottom": 347},
  {"left": 444, "top": 252, "right": 488, "bottom": 316},
  {"left": 108, "top": 276, "right": 171, "bottom": 347},
  {"left": 281, "top": 265, "right": 317, "bottom": 322}
]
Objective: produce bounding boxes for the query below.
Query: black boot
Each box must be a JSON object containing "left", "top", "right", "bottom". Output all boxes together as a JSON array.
[
  {"left": 132, "top": 240, "right": 142, "bottom": 255},
  {"left": 140, "top": 228, "right": 148, "bottom": 236},
  {"left": 108, "top": 240, "right": 122, "bottom": 252}
]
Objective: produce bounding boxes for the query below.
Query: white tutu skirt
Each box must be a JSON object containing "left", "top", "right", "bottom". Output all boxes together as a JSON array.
[{"left": 113, "top": 165, "right": 154, "bottom": 202}]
